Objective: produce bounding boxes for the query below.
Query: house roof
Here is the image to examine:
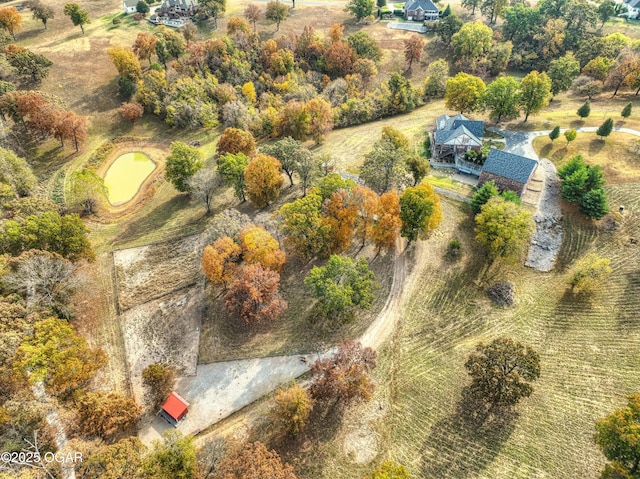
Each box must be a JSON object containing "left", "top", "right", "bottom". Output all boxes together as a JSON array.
[
  {"left": 161, "top": 392, "right": 189, "bottom": 421},
  {"left": 436, "top": 113, "right": 468, "bottom": 131},
  {"left": 434, "top": 114, "right": 482, "bottom": 145},
  {"left": 625, "top": 0, "right": 640, "bottom": 7},
  {"left": 482, "top": 149, "right": 538, "bottom": 184},
  {"left": 451, "top": 120, "right": 484, "bottom": 140},
  {"left": 162, "top": 0, "right": 197, "bottom": 8},
  {"left": 123, "top": 0, "right": 138, "bottom": 7},
  {"left": 405, "top": 0, "right": 439, "bottom": 12},
  {"left": 441, "top": 125, "right": 481, "bottom": 145}
]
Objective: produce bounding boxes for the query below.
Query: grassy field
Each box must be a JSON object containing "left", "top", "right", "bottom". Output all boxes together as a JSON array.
[
  {"left": 259, "top": 185, "right": 640, "bottom": 479},
  {"left": 424, "top": 174, "right": 474, "bottom": 196},
  {"left": 198, "top": 247, "right": 395, "bottom": 362},
  {"left": 533, "top": 132, "right": 640, "bottom": 184},
  {"left": 10, "top": 0, "right": 640, "bottom": 472}
]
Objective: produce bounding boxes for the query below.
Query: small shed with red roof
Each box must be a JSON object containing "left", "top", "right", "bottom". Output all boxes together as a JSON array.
[{"left": 159, "top": 392, "right": 189, "bottom": 427}]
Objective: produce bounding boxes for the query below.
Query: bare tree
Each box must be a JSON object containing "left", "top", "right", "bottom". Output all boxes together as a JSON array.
[
  {"left": 187, "top": 168, "right": 217, "bottom": 214},
  {"left": 4, "top": 251, "right": 77, "bottom": 317}
]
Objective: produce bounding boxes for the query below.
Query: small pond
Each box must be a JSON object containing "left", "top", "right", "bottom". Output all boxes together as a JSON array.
[{"left": 104, "top": 152, "right": 156, "bottom": 206}]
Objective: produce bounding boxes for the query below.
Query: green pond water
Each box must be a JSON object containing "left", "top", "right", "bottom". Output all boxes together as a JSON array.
[{"left": 104, "top": 152, "right": 156, "bottom": 206}]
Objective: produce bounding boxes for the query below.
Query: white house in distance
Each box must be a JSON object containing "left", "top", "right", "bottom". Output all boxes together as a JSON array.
[
  {"left": 616, "top": 0, "right": 637, "bottom": 18},
  {"left": 123, "top": 0, "right": 138, "bottom": 14}
]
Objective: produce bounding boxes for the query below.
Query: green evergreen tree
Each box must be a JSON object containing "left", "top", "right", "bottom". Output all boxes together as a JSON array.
[
  {"left": 596, "top": 117, "right": 614, "bottom": 139},
  {"left": 136, "top": 0, "right": 150, "bottom": 15},
  {"left": 549, "top": 126, "right": 560, "bottom": 142},
  {"left": 561, "top": 168, "right": 588, "bottom": 202},
  {"left": 580, "top": 188, "right": 609, "bottom": 219},
  {"left": 442, "top": 3, "right": 452, "bottom": 16},
  {"left": 621, "top": 102, "right": 632, "bottom": 119},
  {"left": 471, "top": 180, "right": 499, "bottom": 215},
  {"left": 577, "top": 100, "right": 591, "bottom": 118},
  {"left": 500, "top": 190, "right": 521, "bottom": 205}
]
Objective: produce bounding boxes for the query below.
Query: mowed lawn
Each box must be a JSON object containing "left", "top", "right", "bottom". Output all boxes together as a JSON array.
[
  {"left": 366, "top": 184, "right": 640, "bottom": 479},
  {"left": 533, "top": 132, "right": 640, "bottom": 184}
]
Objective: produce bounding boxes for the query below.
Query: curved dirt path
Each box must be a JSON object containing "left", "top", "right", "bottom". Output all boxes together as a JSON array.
[
  {"left": 139, "top": 126, "right": 640, "bottom": 444},
  {"left": 139, "top": 241, "right": 408, "bottom": 444}
]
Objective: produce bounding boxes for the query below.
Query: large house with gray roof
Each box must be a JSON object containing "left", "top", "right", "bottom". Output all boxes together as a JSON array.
[
  {"left": 431, "top": 113, "right": 485, "bottom": 174},
  {"left": 430, "top": 114, "right": 538, "bottom": 197},
  {"left": 404, "top": 0, "right": 439, "bottom": 21},
  {"left": 150, "top": 0, "right": 198, "bottom": 26},
  {"left": 478, "top": 149, "right": 538, "bottom": 197}
]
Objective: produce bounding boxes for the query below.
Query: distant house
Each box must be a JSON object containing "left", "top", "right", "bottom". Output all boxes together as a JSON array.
[
  {"left": 159, "top": 392, "right": 189, "bottom": 427},
  {"left": 404, "top": 0, "right": 439, "bottom": 21},
  {"left": 431, "top": 113, "right": 485, "bottom": 174},
  {"left": 620, "top": 0, "right": 639, "bottom": 18},
  {"left": 123, "top": 0, "right": 138, "bottom": 14},
  {"left": 478, "top": 149, "right": 538, "bottom": 197},
  {"left": 150, "top": 0, "right": 198, "bottom": 26}
]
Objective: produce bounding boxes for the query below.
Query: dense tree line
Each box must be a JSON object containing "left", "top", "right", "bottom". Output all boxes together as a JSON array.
[
  {"left": 0, "top": 90, "right": 89, "bottom": 151},
  {"left": 107, "top": 21, "right": 429, "bottom": 135}
]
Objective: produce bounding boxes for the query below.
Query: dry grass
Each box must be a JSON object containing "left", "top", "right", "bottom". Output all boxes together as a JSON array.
[
  {"left": 198, "top": 246, "right": 395, "bottom": 362},
  {"left": 286, "top": 185, "right": 640, "bottom": 479},
  {"left": 113, "top": 234, "right": 203, "bottom": 311},
  {"left": 533, "top": 132, "right": 640, "bottom": 184},
  {"left": 500, "top": 93, "right": 640, "bottom": 132},
  {"left": 424, "top": 174, "right": 474, "bottom": 196},
  {"left": 194, "top": 188, "right": 640, "bottom": 479}
]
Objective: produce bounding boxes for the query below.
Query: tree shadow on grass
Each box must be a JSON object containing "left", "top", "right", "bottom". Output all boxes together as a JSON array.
[
  {"left": 551, "top": 288, "right": 598, "bottom": 330},
  {"left": 274, "top": 400, "right": 347, "bottom": 479},
  {"left": 617, "top": 269, "right": 640, "bottom": 330},
  {"left": 114, "top": 194, "right": 197, "bottom": 245},
  {"left": 420, "top": 388, "right": 518, "bottom": 479},
  {"left": 570, "top": 119, "right": 585, "bottom": 128},
  {"left": 589, "top": 138, "right": 606, "bottom": 156},
  {"left": 539, "top": 143, "right": 553, "bottom": 158}
]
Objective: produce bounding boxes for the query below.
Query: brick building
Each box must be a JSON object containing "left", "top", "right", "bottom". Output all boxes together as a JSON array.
[{"left": 478, "top": 149, "right": 538, "bottom": 197}]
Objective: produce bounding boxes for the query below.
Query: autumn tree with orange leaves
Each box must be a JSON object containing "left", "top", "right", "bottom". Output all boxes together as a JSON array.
[
  {"left": 404, "top": 34, "right": 425, "bottom": 70},
  {"left": 76, "top": 392, "right": 142, "bottom": 439},
  {"left": 216, "top": 127, "right": 257, "bottom": 159},
  {"left": 352, "top": 186, "right": 379, "bottom": 249},
  {"left": 132, "top": 32, "right": 157, "bottom": 66},
  {"left": 224, "top": 263, "right": 287, "bottom": 324},
  {"left": 305, "top": 97, "right": 334, "bottom": 144},
  {"left": 271, "top": 383, "right": 314, "bottom": 436},
  {"left": 0, "top": 7, "right": 22, "bottom": 40},
  {"left": 309, "top": 339, "right": 377, "bottom": 405},
  {"left": 65, "top": 111, "right": 89, "bottom": 151},
  {"left": 4, "top": 91, "right": 89, "bottom": 150},
  {"left": 202, "top": 236, "right": 242, "bottom": 286},
  {"left": 244, "top": 154, "right": 284, "bottom": 207},
  {"left": 322, "top": 189, "right": 358, "bottom": 255},
  {"left": 118, "top": 102, "right": 144, "bottom": 125},
  {"left": 213, "top": 442, "right": 297, "bottom": 479},
  {"left": 240, "top": 225, "right": 286, "bottom": 272},
  {"left": 325, "top": 41, "right": 357, "bottom": 77},
  {"left": 372, "top": 190, "right": 401, "bottom": 252},
  {"left": 227, "top": 16, "right": 251, "bottom": 36}
]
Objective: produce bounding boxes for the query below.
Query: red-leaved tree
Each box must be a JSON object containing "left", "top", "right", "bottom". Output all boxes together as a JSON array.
[
  {"left": 224, "top": 263, "right": 287, "bottom": 324},
  {"left": 309, "top": 339, "right": 377, "bottom": 406}
]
